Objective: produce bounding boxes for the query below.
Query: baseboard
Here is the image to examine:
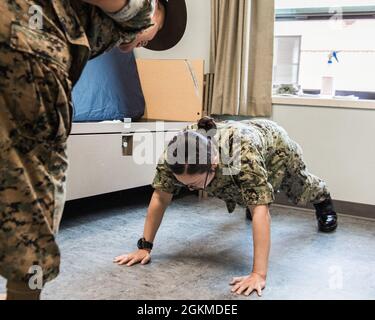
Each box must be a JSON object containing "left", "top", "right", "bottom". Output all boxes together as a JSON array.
[{"left": 275, "top": 193, "right": 375, "bottom": 220}]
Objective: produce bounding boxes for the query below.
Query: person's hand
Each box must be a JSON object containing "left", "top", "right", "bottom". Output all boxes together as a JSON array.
[
  {"left": 113, "top": 250, "right": 151, "bottom": 267},
  {"left": 229, "top": 273, "right": 266, "bottom": 297}
]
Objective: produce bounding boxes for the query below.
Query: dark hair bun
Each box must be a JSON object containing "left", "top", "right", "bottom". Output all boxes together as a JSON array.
[{"left": 197, "top": 116, "right": 217, "bottom": 133}]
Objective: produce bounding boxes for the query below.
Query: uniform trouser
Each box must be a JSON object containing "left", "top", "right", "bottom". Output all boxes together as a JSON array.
[
  {"left": 0, "top": 0, "right": 72, "bottom": 287},
  {"left": 239, "top": 119, "right": 331, "bottom": 207},
  {"left": 279, "top": 140, "right": 331, "bottom": 206}
]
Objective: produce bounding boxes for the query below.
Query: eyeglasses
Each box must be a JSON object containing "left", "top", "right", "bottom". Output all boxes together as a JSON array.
[{"left": 174, "top": 169, "right": 211, "bottom": 192}]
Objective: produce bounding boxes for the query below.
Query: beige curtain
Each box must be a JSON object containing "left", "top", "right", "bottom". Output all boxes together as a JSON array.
[{"left": 210, "top": 0, "right": 275, "bottom": 117}]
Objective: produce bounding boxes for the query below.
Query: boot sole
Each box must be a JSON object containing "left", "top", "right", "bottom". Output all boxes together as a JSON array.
[{"left": 318, "top": 224, "right": 338, "bottom": 233}]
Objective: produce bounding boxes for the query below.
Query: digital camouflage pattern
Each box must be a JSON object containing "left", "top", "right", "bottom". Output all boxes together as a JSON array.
[
  {"left": 152, "top": 120, "right": 330, "bottom": 213},
  {"left": 0, "top": 0, "right": 154, "bottom": 284}
]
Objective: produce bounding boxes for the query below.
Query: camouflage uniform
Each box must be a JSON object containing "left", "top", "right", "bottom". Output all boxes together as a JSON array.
[
  {"left": 0, "top": 0, "right": 154, "bottom": 284},
  {"left": 152, "top": 120, "right": 331, "bottom": 214}
]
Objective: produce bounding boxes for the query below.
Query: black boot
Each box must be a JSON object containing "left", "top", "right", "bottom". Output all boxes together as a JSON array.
[
  {"left": 314, "top": 197, "right": 338, "bottom": 233},
  {"left": 246, "top": 208, "right": 253, "bottom": 221}
]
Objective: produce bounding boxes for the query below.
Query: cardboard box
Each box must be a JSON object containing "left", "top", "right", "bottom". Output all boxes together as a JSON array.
[{"left": 136, "top": 59, "right": 204, "bottom": 122}]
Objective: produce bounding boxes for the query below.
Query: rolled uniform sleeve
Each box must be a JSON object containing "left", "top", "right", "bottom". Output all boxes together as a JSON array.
[
  {"left": 236, "top": 145, "right": 275, "bottom": 206},
  {"left": 152, "top": 162, "right": 182, "bottom": 196},
  {"left": 81, "top": 0, "right": 155, "bottom": 58}
]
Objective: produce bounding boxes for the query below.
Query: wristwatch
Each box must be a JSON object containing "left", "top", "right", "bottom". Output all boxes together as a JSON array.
[{"left": 137, "top": 238, "right": 153, "bottom": 251}]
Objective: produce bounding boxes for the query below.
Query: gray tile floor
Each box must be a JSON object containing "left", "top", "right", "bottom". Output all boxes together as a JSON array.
[{"left": 1, "top": 191, "right": 375, "bottom": 300}]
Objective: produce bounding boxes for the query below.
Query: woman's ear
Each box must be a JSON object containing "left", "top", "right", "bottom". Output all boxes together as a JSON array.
[{"left": 210, "top": 164, "right": 218, "bottom": 173}]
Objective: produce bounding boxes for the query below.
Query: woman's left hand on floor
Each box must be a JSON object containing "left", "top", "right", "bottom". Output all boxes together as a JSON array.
[{"left": 229, "top": 273, "right": 266, "bottom": 297}]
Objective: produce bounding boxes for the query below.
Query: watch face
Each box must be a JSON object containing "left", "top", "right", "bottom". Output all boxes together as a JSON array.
[
  {"left": 137, "top": 238, "right": 144, "bottom": 249},
  {"left": 138, "top": 238, "right": 152, "bottom": 250}
]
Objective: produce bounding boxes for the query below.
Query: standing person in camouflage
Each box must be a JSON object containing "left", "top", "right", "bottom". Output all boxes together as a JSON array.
[
  {"left": 114, "top": 117, "right": 338, "bottom": 297},
  {"left": 0, "top": 0, "right": 187, "bottom": 300}
]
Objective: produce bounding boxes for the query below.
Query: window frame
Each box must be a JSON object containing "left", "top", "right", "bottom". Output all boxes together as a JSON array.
[
  {"left": 274, "top": 5, "right": 375, "bottom": 100},
  {"left": 275, "top": 6, "right": 375, "bottom": 21}
]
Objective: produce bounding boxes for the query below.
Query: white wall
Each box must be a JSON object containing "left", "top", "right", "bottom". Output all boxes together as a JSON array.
[
  {"left": 135, "top": 0, "right": 211, "bottom": 73},
  {"left": 272, "top": 105, "right": 375, "bottom": 206}
]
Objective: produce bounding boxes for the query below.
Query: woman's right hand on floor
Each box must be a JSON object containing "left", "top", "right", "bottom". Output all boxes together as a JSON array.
[{"left": 113, "top": 250, "right": 151, "bottom": 267}]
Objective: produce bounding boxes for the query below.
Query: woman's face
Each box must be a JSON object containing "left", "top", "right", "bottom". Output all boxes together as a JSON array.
[
  {"left": 174, "top": 166, "right": 217, "bottom": 191},
  {"left": 118, "top": 1, "right": 166, "bottom": 52}
]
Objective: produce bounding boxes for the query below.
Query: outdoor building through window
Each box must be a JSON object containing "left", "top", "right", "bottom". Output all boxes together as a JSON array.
[{"left": 274, "top": 0, "right": 375, "bottom": 99}]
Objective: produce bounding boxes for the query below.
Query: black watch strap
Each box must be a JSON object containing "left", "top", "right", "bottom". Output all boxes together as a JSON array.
[{"left": 137, "top": 238, "right": 153, "bottom": 250}]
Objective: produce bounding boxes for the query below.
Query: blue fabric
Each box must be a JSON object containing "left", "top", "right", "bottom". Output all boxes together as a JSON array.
[{"left": 72, "top": 48, "right": 145, "bottom": 122}]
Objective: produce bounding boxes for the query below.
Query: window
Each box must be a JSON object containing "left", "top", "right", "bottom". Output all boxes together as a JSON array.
[
  {"left": 273, "top": 36, "right": 301, "bottom": 86},
  {"left": 274, "top": 0, "right": 375, "bottom": 99}
]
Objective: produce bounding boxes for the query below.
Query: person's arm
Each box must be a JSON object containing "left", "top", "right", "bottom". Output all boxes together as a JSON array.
[
  {"left": 82, "top": 0, "right": 128, "bottom": 13},
  {"left": 143, "top": 190, "right": 173, "bottom": 243},
  {"left": 251, "top": 205, "right": 271, "bottom": 278},
  {"left": 79, "top": 0, "right": 154, "bottom": 59},
  {"left": 230, "top": 204, "right": 270, "bottom": 297},
  {"left": 114, "top": 190, "right": 173, "bottom": 266}
]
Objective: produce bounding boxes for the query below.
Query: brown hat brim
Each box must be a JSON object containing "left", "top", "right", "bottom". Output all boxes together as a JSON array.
[{"left": 145, "top": 0, "right": 187, "bottom": 51}]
